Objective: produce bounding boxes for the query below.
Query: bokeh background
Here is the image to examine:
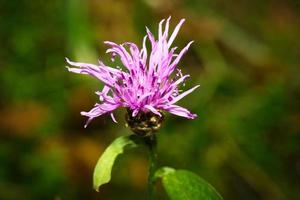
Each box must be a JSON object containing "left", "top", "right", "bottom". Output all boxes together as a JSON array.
[{"left": 1, "top": 0, "right": 300, "bottom": 199}]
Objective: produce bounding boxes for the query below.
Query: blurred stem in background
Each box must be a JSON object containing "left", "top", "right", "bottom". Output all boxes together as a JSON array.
[{"left": 66, "top": 0, "right": 97, "bottom": 61}]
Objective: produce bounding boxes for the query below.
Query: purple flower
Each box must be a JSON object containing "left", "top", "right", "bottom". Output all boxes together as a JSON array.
[{"left": 66, "top": 17, "right": 199, "bottom": 127}]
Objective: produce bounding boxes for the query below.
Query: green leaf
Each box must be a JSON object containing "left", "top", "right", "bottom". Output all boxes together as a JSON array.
[
  {"left": 93, "top": 135, "right": 139, "bottom": 191},
  {"left": 155, "top": 167, "right": 176, "bottom": 179},
  {"left": 157, "top": 168, "right": 223, "bottom": 200}
]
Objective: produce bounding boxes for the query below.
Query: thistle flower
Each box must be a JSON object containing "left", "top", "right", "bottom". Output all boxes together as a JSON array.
[{"left": 66, "top": 17, "right": 199, "bottom": 130}]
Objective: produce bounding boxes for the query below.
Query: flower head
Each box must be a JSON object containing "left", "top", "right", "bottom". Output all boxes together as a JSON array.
[{"left": 66, "top": 17, "right": 199, "bottom": 128}]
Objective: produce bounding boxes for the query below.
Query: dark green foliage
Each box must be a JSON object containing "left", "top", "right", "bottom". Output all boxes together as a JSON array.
[{"left": 0, "top": 0, "right": 299, "bottom": 199}]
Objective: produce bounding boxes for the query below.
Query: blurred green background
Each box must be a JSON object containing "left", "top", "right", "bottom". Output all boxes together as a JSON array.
[{"left": 1, "top": 0, "right": 299, "bottom": 199}]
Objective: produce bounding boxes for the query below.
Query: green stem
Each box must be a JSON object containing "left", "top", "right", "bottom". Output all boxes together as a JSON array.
[{"left": 145, "top": 134, "right": 157, "bottom": 200}]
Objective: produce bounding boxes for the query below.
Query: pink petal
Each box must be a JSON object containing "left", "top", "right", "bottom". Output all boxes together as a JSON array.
[
  {"left": 81, "top": 103, "right": 120, "bottom": 127},
  {"left": 110, "top": 113, "right": 118, "bottom": 123},
  {"left": 163, "top": 104, "right": 197, "bottom": 119},
  {"left": 169, "top": 85, "right": 200, "bottom": 105},
  {"left": 144, "top": 105, "right": 162, "bottom": 117},
  {"left": 168, "top": 18, "right": 185, "bottom": 48}
]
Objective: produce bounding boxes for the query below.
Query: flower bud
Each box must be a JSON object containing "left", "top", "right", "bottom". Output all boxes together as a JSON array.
[{"left": 125, "top": 109, "right": 164, "bottom": 137}]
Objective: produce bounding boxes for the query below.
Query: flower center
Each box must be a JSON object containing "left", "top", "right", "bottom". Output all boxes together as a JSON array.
[{"left": 125, "top": 109, "right": 164, "bottom": 137}]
